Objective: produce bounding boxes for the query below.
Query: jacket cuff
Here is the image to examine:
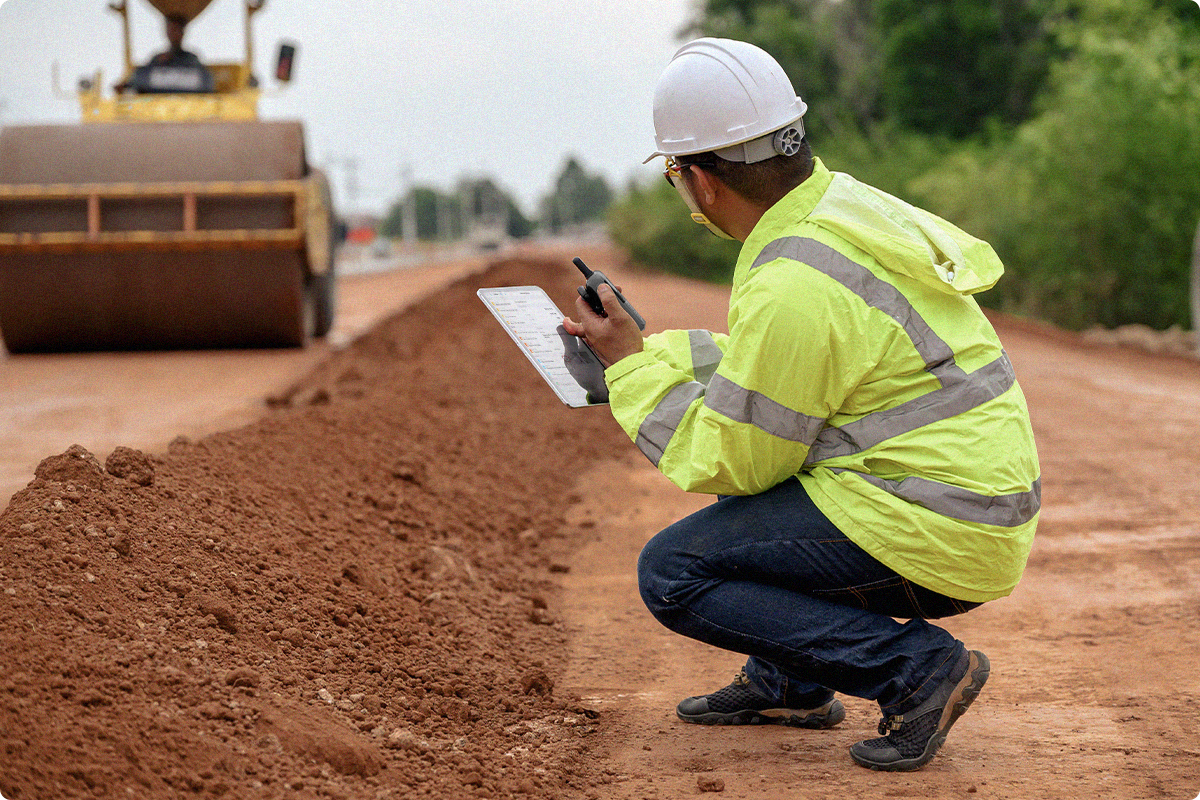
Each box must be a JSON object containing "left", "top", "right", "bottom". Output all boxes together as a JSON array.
[{"left": 604, "top": 350, "right": 657, "bottom": 384}]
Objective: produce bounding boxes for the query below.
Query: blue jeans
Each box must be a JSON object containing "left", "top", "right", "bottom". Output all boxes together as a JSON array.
[{"left": 637, "top": 478, "right": 980, "bottom": 716}]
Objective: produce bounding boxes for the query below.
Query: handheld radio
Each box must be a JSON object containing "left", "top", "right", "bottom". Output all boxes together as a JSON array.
[{"left": 573, "top": 257, "right": 646, "bottom": 331}]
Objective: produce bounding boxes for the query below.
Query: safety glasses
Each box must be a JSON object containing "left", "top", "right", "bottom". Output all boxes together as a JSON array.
[
  {"left": 662, "top": 157, "right": 716, "bottom": 187},
  {"left": 663, "top": 157, "right": 684, "bottom": 187},
  {"left": 659, "top": 157, "right": 734, "bottom": 240}
]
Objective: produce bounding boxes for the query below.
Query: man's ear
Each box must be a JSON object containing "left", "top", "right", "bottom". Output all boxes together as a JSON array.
[{"left": 688, "top": 166, "right": 721, "bottom": 207}]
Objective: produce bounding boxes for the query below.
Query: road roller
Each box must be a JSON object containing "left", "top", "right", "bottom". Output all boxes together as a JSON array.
[{"left": 0, "top": 0, "right": 335, "bottom": 353}]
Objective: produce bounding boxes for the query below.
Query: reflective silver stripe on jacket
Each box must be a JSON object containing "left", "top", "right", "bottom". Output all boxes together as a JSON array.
[
  {"left": 705, "top": 374, "right": 826, "bottom": 443},
  {"left": 751, "top": 237, "right": 968, "bottom": 387},
  {"left": 831, "top": 469, "right": 1041, "bottom": 527},
  {"left": 634, "top": 332, "right": 820, "bottom": 466},
  {"left": 633, "top": 332, "right": 722, "bottom": 464},
  {"left": 805, "top": 353, "right": 1016, "bottom": 465},
  {"left": 635, "top": 381, "right": 706, "bottom": 465},
  {"left": 752, "top": 236, "right": 1021, "bottom": 463},
  {"left": 688, "top": 330, "right": 724, "bottom": 386}
]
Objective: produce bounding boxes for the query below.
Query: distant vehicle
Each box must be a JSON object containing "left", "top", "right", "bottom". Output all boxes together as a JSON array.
[
  {"left": 370, "top": 237, "right": 393, "bottom": 260},
  {"left": 0, "top": 0, "right": 335, "bottom": 352}
]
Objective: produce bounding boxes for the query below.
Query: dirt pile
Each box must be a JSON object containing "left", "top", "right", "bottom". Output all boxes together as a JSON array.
[{"left": 0, "top": 259, "right": 629, "bottom": 799}]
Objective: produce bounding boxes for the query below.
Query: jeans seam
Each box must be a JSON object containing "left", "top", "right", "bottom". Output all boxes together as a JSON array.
[
  {"left": 888, "top": 648, "right": 956, "bottom": 714},
  {"left": 810, "top": 576, "right": 903, "bottom": 610},
  {"left": 901, "top": 578, "right": 929, "bottom": 619},
  {"left": 811, "top": 575, "right": 903, "bottom": 593}
]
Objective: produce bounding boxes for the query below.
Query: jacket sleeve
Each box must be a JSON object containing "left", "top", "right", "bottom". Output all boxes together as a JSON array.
[{"left": 605, "top": 262, "right": 874, "bottom": 495}]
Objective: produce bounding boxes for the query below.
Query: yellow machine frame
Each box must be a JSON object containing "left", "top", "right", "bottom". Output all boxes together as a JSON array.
[
  {"left": 12, "top": 0, "right": 331, "bottom": 272},
  {"left": 78, "top": 0, "right": 266, "bottom": 123},
  {"left": 0, "top": 0, "right": 333, "bottom": 352}
]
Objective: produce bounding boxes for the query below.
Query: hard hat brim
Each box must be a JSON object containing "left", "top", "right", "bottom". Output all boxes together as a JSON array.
[{"left": 643, "top": 111, "right": 806, "bottom": 164}]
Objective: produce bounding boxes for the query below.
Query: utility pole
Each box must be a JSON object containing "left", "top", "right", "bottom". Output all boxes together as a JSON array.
[
  {"left": 400, "top": 164, "right": 417, "bottom": 244},
  {"left": 321, "top": 156, "right": 360, "bottom": 214},
  {"left": 342, "top": 156, "right": 359, "bottom": 213}
]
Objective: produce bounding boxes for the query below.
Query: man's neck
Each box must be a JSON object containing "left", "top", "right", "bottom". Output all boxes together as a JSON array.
[{"left": 715, "top": 189, "right": 785, "bottom": 243}]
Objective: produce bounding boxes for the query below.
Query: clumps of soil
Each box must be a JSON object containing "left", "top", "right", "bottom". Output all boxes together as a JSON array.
[
  {"left": 32, "top": 444, "right": 106, "bottom": 489},
  {"left": 0, "top": 259, "right": 630, "bottom": 799},
  {"left": 104, "top": 446, "right": 155, "bottom": 486}
]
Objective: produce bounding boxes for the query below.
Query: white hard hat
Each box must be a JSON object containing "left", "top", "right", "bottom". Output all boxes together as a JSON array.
[{"left": 644, "top": 37, "right": 808, "bottom": 164}]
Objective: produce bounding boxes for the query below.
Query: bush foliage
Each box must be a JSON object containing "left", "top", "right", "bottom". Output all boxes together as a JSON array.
[{"left": 609, "top": 0, "right": 1200, "bottom": 330}]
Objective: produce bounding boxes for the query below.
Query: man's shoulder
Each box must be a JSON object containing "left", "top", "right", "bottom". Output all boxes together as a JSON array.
[{"left": 738, "top": 230, "right": 849, "bottom": 297}]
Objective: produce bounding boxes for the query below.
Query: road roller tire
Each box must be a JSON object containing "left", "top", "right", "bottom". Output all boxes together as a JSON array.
[
  {"left": 309, "top": 269, "right": 336, "bottom": 339},
  {"left": 303, "top": 168, "right": 337, "bottom": 340}
]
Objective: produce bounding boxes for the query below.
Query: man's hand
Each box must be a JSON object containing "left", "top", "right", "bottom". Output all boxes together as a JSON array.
[{"left": 562, "top": 282, "right": 645, "bottom": 368}]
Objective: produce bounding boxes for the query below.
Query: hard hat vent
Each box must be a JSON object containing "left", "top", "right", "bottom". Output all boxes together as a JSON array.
[{"left": 773, "top": 126, "right": 803, "bottom": 157}]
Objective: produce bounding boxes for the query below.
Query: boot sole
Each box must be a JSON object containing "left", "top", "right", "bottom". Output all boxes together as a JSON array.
[
  {"left": 678, "top": 700, "right": 845, "bottom": 729},
  {"left": 851, "top": 651, "right": 990, "bottom": 772}
]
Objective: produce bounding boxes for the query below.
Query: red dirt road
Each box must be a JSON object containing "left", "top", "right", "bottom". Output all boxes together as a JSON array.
[{"left": 1, "top": 247, "right": 1198, "bottom": 799}]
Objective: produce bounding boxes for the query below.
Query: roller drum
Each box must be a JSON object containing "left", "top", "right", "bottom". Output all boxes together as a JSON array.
[
  {"left": 0, "top": 121, "right": 307, "bottom": 184},
  {"left": 0, "top": 121, "right": 318, "bottom": 352}
]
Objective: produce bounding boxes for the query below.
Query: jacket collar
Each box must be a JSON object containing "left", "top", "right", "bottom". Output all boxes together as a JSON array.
[{"left": 734, "top": 157, "right": 834, "bottom": 288}]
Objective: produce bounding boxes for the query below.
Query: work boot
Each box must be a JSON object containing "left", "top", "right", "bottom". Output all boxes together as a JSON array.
[
  {"left": 676, "top": 670, "right": 845, "bottom": 728},
  {"left": 850, "top": 649, "right": 990, "bottom": 771}
]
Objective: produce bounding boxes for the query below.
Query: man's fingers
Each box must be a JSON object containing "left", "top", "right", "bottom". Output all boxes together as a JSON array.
[
  {"left": 562, "top": 317, "right": 583, "bottom": 336},
  {"left": 597, "top": 283, "right": 622, "bottom": 315},
  {"left": 575, "top": 293, "right": 603, "bottom": 320},
  {"left": 597, "top": 283, "right": 637, "bottom": 326}
]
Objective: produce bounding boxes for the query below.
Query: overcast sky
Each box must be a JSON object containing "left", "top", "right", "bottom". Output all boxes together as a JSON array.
[{"left": 0, "top": 0, "right": 696, "bottom": 215}]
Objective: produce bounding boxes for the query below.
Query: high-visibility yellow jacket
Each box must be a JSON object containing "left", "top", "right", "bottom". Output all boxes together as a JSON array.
[{"left": 605, "top": 158, "right": 1040, "bottom": 602}]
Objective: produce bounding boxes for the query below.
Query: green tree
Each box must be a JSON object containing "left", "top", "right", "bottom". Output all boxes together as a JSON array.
[
  {"left": 875, "top": 0, "right": 1055, "bottom": 138},
  {"left": 687, "top": 0, "right": 883, "bottom": 136},
  {"left": 380, "top": 186, "right": 463, "bottom": 240},
  {"left": 541, "top": 157, "right": 613, "bottom": 233},
  {"left": 504, "top": 196, "right": 536, "bottom": 239},
  {"left": 910, "top": 1, "right": 1200, "bottom": 329},
  {"left": 382, "top": 181, "right": 534, "bottom": 241},
  {"left": 687, "top": 0, "right": 1057, "bottom": 139}
]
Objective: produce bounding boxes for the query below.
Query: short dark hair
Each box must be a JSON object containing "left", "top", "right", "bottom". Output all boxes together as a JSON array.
[{"left": 678, "top": 139, "right": 814, "bottom": 207}]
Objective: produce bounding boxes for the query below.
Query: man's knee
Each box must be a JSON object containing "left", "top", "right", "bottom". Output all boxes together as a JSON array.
[{"left": 637, "top": 526, "right": 681, "bottom": 624}]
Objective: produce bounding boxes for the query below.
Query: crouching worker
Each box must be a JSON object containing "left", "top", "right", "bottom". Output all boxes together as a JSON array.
[{"left": 562, "top": 38, "right": 1040, "bottom": 772}]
